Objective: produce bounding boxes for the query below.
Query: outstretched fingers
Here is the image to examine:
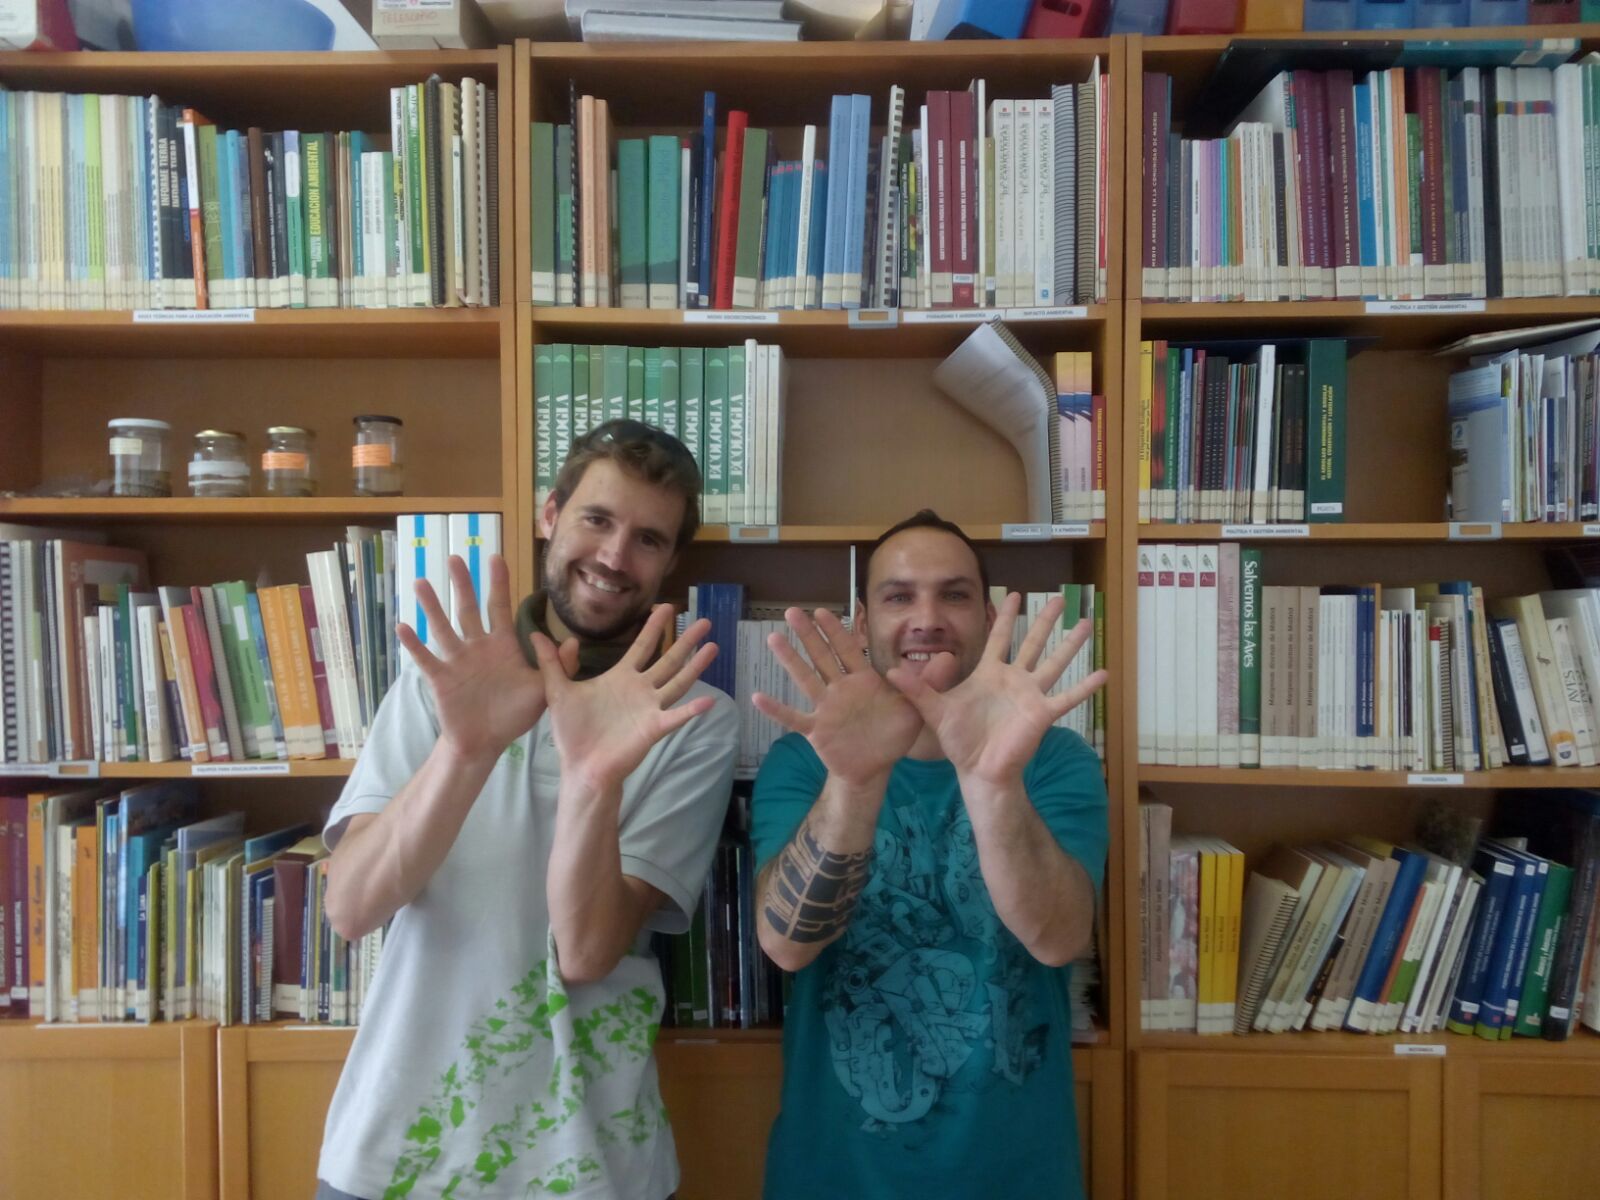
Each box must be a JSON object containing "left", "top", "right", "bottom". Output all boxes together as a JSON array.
[
  {"left": 1046, "top": 668, "right": 1109, "bottom": 723},
  {"left": 1015, "top": 594, "right": 1066, "bottom": 671},
  {"left": 655, "top": 642, "right": 719, "bottom": 708},
  {"left": 751, "top": 690, "right": 816, "bottom": 736},
  {"left": 766, "top": 630, "right": 827, "bottom": 706},
  {"left": 982, "top": 591, "right": 1023, "bottom": 663},
  {"left": 412, "top": 577, "right": 462, "bottom": 657},
  {"left": 1034, "top": 616, "right": 1093, "bottom": 690}
]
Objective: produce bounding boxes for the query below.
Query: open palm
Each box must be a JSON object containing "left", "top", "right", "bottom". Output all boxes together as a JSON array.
[
  {"left": 753, "top": 607, "right": 951, "bottom": 786},
  {"left": 887, "top": 593, "right": 1106, "bottom": 785},
  {"left": 531, "top": 604, "right": 719, "bottom": 791},
  {"left": 399, "top": 553, "right": 547, "bottom": 762}
]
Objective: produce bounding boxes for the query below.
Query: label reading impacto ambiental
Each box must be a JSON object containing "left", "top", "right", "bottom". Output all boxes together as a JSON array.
[{"left": 1004, "top": 306, "right": 1089, "bottom": 321}]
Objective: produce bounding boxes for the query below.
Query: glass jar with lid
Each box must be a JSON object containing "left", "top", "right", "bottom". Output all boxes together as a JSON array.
[
  {"left": 262, "top": 426, "right": 316, "bottom": 497},
  {"left": 188, "top": 430, "right": 250, "bottom": 498},
  {"left": 107, "top": 418, "right": 172, "bottom": 497},
  {"left": 352, "top": 414, "right": 404, "bottom": 496}
]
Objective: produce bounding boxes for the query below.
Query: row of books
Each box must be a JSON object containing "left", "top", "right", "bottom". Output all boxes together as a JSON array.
[
  {"left": 1141, "top": 790, "right": 1600, "bottom": 1041},
  {"left": 1448, "top": 322, "right": 1600, "bottom": 524},
  {"left": 1142, "top": 56, "right": 1600, "bottom": 302},
  {"left": 1123, "top": 0, "right": 1592, "bottom": 32},
  {"left": 1, "top": 515, "right": 500, "bottom": 767},
  {"left": 528, "top": 68, "right": 1109, "bottom": 312},
  {"left": 1, "top": 783, "right": 381, "bottom": 1026},
  {"left": 689, "top": 583, "right": 1108, "bottom": 777},
  {"left": 1136, "top": 543, "right": 1600, "bottom": 772},
  {"left": 534, "top": 342, "right": 787, "bottom": 527},
  {"left": 1136, "top": 337, "right": 1347, "bottom": 525},
  {"left": 0, "top": 78, "right": 501, "bottom": 312}
]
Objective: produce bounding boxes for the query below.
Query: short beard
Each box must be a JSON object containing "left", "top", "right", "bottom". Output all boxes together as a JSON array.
[{"left": 544, "top": 560, "right": 648, "bottom": 642}]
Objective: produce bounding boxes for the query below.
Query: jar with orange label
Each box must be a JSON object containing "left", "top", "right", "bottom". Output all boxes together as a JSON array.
[
  {"left": 262, "top": 426, "right": 316, "bottom": 497},
  {"left": 352, "top": 414, "right": 404, "bottom": 496}
]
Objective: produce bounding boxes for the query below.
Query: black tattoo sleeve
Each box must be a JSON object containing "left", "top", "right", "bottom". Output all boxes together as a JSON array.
[{"left": 762, "top": 819, "right": 873, "bottom": 944}]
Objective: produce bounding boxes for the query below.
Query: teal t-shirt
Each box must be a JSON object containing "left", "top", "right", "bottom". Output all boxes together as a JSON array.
[{"left": 750, "top": 727, "right": 1109, "bottom": 1200}]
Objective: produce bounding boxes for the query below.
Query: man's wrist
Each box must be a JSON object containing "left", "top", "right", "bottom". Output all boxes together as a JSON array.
[
  {"left": 434, "top": 737, "right": 503, "bottom": 779},
  {"left": 957, "top": 770, "right": 1027, "bottom": 814}
]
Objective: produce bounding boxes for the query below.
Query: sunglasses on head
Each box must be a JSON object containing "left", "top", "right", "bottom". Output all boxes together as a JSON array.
[{"left": 584, "top": 418, "right": 697, "bottom": 469}]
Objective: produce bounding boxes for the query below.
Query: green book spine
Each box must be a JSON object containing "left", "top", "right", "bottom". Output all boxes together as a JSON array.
[
  {"left": 1306, "top": 339, "right": 1347, "bottom": 522},
  {"left": 380, "top": 150, "right": 398, "bottom": 303},
  {"left": 219, "top": 581, "right": 267, "bottom": 754},
  {"left": 731, "top": 128, "right": 768, "bottom": 309},
  {"left": 686, "top": 902, "right": 711, "bottom": 1026},
  {"left": 348, "top": 131, "right": 366, "bottom": 298},
  {"left": 626, "top": 345, "right": 645, "bottom": 421},
  {"left": 1093, "top": 589, "right": 1106, "bottom": 753},
  {"left": 552, "top": 342, "right": 574, "bottom": 487},
  {"left": 983, "top": 134, "right": 996, "bottom": 305},
  {"left": 1512, "top": 862, "right": 1573, "bottom": 1037},
  {"left": 556, "top": 124, "right": 575, "bottom": 305},
  {"left": 617, "top": 138, "right": 648, "bottom": 309},
  {"left": 534, "top": 342, "right": 554, "bottom": 510},
  {"left": 681, "top": 347, "right": 705, "bottom": 514},
  {"left": 118, "top": 585, "right": 141, "bottom": 759},
  {"left": 84, "top": 96, "right": 105, "bottom": 300},
  {"left": 660, "top": 347, "right": 681, "bottom": 439},
  {"left": 197, "top": 123, "right": 224, "bottom": 293},
  {"left": 603, "top": 344, "right": 628, "bottom": 425},
  {"left": 646, "top": 133, "right": 680, "bottom": 310},
  {"left": 589, "top": 342, "right": 606, "bottom": 430},
  {"left": 704, "top": 346, "right": 729, "bottom": 524},
  {"left": 285, "top": 132, "right": 307, "bottom": 307},
  {"left": 530, "top": 121, "right": 556, "bottom": 304},
  {"left": 571, "top": 344, "right": 591, "bottom": 441},
  {"left": 209, "top": 583, "right": 259, "bottom": 759},
  {"left": 643, "top": 346, "right": 663, "bottom": 429},
  {"left": 1406, "top": 113, "right": 1422, "bottom": 285},
  {"left": 1163, "top": 345, "right": 1180, "bottom": 519},
  {"left": 1239, "top": 548, "right": 1262, "bottom": 766},
  {"left": 726, "top": 342, "right": 748, "bottom": 524},
  {"left": 406, "top": 85, "right": 426, "bottom": 300},
  {"left": 303, "top": 132, "right": 329, "bottom": 302}
]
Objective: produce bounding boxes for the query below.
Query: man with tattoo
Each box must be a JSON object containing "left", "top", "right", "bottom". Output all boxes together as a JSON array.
[
  {"left": 750, "top": 510, "right": 1108, "bottom": 1198},
  {"left": 314, "top": 421, "right": 739, "bottom": 1200}
]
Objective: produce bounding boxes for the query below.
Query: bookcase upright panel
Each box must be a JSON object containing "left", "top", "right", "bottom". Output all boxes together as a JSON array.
[{"left": 1443, "top": 1057, "right": 1600, "bottom": 1199}]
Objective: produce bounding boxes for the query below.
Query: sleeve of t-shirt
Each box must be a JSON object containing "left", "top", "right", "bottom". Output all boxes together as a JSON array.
[
  {"left": 322, "top": 667, "right": 440, "bottom": 853},
  {"left": 617, "top": 686, "right": 741, "bottom": 935},
  {"left": 1024, "top": 727, "right": 1110, "bottom": 898},
  {"left": 750, "top": 732, "right": 828, "bottom": 874}
]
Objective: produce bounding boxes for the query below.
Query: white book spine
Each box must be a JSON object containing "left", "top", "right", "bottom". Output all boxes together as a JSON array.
[
  {"left": 1196, "top": 545, "right": 1219, "bottom": 768},
  {"left": 991, "top": 99, "right": 1014, "bottom": 308}
]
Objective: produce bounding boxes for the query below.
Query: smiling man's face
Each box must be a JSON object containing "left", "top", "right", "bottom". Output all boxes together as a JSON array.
[{"left": 862, "top": 526, "right": 993, "bottom": 685}]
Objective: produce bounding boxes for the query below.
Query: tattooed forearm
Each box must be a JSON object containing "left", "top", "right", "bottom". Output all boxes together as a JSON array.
[{"left": 762, "top": 818, "right": 873, "bottom": 944}]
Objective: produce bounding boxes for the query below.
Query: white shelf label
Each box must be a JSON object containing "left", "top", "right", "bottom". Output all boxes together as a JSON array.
[
  {"left": 847, "top": 308, "right": 899, "bottom": 329},
  {"left": 1394, "top": 1043, "right": 1447, "bottom": 1056},
  {"left": 133, "top": 308, "right": 256, "bottom": 323},
  {"left": 902, "top": 308, "right": 1004, "bottom": 324},
  {"left": 727, "top": 524, "right": 779, "bottom": 543},
  {"left": 1001, "top": 523, "right": 1052, "bottom": 542},
  {"left": 279, "top": 1024, "right": 357, "bottom": 1032},
  {"left": 1004, "top": 306, "right": 1089, "bottom": 321},
  {"left": 1407, "top": 773, "right": 1465, "bottom": 786},
  {"left": 1051, "top": 523, "right": 1093, "bottom": 539},
  {"left": 1309, "top": 502, "right": 1343, "bottom": 516},
  {"left": 192, "top": 761, "right": 292, "bottom": 777},
  {"left": 1365, "top": 300, "right": 1486, "bottom": 314},
  {"left": 1221, "top": 524, "right": 1310, "bottom": 539},
  {"left": 0, "top": 762, "right": 52, "bottom": 776},
  {"left": 1583, "top": 524, "right": 1600, "bottom": 537},
  {"left": 1449, "top": 521, "right": 1501, "bottom": 541},
  {"left": 682, "top": 310, "right": 779, "bottom": 325}
]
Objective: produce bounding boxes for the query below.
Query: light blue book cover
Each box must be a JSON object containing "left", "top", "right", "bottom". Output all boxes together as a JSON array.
[
  {"left": 842, "top": 94, "right": 871, "bottom": 310},
  {"left": 821, "top": 95, "right": 852, "bottom": 309}
]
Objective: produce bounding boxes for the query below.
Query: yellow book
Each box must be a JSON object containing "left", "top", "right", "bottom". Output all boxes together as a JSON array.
[
  {"left": 1198, "top": 844, "right": 1219, "bottom": 1034},
  {"left": 1139, "top": 340, "right": 1153, "bottom": 523}
]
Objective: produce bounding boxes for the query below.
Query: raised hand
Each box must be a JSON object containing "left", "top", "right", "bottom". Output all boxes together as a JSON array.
[
  {"left": 397, "top": 553, "right": 549, "bottom": 764},
  {"left": 752, "top": 607, "right": 954, "bottom": 787},
  {"left": 530, "top": 604, "right": 719, "bottom": 792},
  {"left": 886, "top": 593, "right": 1106, "bottom": 787}
]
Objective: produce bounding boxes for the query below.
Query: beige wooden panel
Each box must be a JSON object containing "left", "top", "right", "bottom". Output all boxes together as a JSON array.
[
  {"left": 1135, "top": 1051, "right": 1440, "bottom": 1200},
  {"left": 0, "top": 1022, "right": 216, "bottom": 1200},
  {"left": 657, "top": 1039, "right": 783, "bottom": 1200},
  {"left": 1444, "top": 1057, "right": 1600, "bottom": 1200}
]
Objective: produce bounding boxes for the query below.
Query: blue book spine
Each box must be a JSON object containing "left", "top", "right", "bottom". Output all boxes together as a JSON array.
[
  {"left": 230, "top": 130, "right": 253, "bottom": 297},
  {"left": 350, "top": 130, "right": 367, "bottom": 291},
  {"left": 1415, "top": 0, "right": 1467, "bottom": 23},
  {"left": 822, "top": 96, "right": 852, "bottom": 310},
  {"left": 1345, "top": 847, "right": 1427, "bottom": 1030},
  {"left": 217, "top": 130, "right": 238, "bottom": 291},
  {"left": 1448, "top": 75, "right": 1469, "bottom": 299},
  {"left": 697, "top": 92, "right": 717, "bottom": 308},
  {"left": 245, "top": 591, "right": 287, "bottom": 758},
  {"left": 1358, "top": 587, "right": 1375, "bottom": 750},
  {"left": 1305, "top": 0, "right": 1359, "bottom": 28},
  {"left": 1476, "top": 853, "right": 1545, "bottom": 1036},
  {"left": 781, "top": 164, "right": 800, "bottom": 307},
  {"left": 760, "top": 163, "right": 784, "bottom": 302},
  {"left": 1354, "top": 82, "right": 1377, "bottom": 299},
  {"left": 1440, "top": 582, "right": 1482, "bottom": 767},
  {"left": 807, "top": 162, "right": 828, "bottom": 308},
  {"left": 1469, "top": 0, "right": 1527, "bottom": 20},
  {"left": 1356, "top": 0, "right": 1415, "bottom": 26},
  {"left": 1107, "top": 0, "right": 1170, "bottom": 35},
  {"left": 1448, "top": 847, "right": 1518, "bottom": 1031}
]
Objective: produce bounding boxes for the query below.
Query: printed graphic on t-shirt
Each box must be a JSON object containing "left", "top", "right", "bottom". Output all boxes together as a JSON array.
[
  {"left": 385, "top": 955, "right": 667, "bottom": 1199},
  {"left": 822, "top": 806, "right": 1047, "bottom": 1133}
]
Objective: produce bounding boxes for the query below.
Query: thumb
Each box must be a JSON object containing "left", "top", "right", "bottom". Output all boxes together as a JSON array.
[
  {"left": 885, "top": 663, "right": 942, "bottom": 720},
  {"left": 558, "top": 636, "right": 582, "bottom": 678},
  {"left": 529, "top": 632, "right": 569, "bottom": 688}
]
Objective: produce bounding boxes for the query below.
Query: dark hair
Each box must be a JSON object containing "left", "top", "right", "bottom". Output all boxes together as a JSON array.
[
  {"left": 862, "top": 509, "right": 990, "bottom": 599},
  {"left": 551, "top": 419, "right": 702, "bottom": 549}
]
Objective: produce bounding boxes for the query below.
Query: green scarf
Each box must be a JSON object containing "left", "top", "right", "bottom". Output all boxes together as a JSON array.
[{"left": 513, "top": 591, "right": 644, "bottom": 680}]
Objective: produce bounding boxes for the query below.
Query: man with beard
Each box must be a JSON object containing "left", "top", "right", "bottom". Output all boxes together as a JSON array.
[
  {"left": 750, "top": 510, "right": 1107, "bottom": 1199},
  {"left": 315, "top": 420, "right": 738, "bottom": 1200}
]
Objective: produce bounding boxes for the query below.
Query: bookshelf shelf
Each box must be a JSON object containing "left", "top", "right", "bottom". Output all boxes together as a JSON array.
[
  {"left": 0, "top": 497, "right": 506, "bottom": 522},
  {"left": 0, "top": 760, "right": 355, "bottom": 779},
  {"left": 0, "top": 308, "right": 506, "bottom": 358},
  {"left": 1138, "top": 766, "right": 1600, "bottom": 790},
  {"left": 658, "top": 1027, "right": 784, "bottom": 1044},
  {"left": 691, "top": 522, "right": 1107, "bottom": 544},
  {"left": 1140, "top": 1029, "right": 1600, "bottom": 1059},
  {"left": 1134, "top": 523, "right": 1600, "bottom": 543}
]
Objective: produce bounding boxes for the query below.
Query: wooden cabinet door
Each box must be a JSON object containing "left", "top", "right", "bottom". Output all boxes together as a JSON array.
[
  {"left": 218, "top": 1026, "right": 354, "bottom": 1200},
  {"left": 0, "top": 1021, "right": 217, "bottom": 1200},
  {"left": 656, "top": 1037, "right": 784, "bottom": 1200},
  {"left": 1444, "top": 1056, "right": 1600, "bottom": 1200},
  {"left": 1079, "top": 1046, "right": 1126, "bottom": 1200},
  {"left": 1134, "top": 1051, "right": 1442, "bottom": 1200}
]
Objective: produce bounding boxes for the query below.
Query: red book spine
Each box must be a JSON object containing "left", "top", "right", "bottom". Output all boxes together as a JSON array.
[
  {"left": 298, "top": 585, "right": 338, "bottom": 757},
  {"left": 1143, "top": 74, "right": 1169, "bottom": 294},
  {"left": 1302, "top": 73, "right": 1333, "bottom": 297},
  {"left": 181, "top": 598, "right": 228, "bottom": 761},
  {"left": 1166, "top": 0, "right": 1241, "bottom": 35},
  {"left": 1325, "top": 70, "right": 1358, "bottom": 287},
  {"left": 929, "top": 90, "right": 953, "bottom": 307},
  {"left": 950, "top": 89, "right": 977, "bottom": 308},
  {"left": 1528, "top": 0, "right": 1578, "bottom": 20},
  {"left": 712, "top": 111, "right": 748, "bottom": 309},
  {"left": 1092, "top": 392, "right": 1107, "bottom": 508}
]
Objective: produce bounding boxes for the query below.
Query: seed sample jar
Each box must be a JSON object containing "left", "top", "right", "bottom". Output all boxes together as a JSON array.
[
  {"left": 352, "top": 414, "right": 404, "bottom": 496},
  {"left": 108, "top": 418, "right": 172, "bottom": 497},
  {"left": 188, "top": 430, "right": 250, "bottom": 498},
  {"left": 262, "top": 426, "right": 316, "bottom": 497}
]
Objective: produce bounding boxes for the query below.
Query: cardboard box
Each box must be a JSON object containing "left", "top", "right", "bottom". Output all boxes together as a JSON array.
[{"left": 372, "top": 0, "right": 493, "bottom": 48}]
